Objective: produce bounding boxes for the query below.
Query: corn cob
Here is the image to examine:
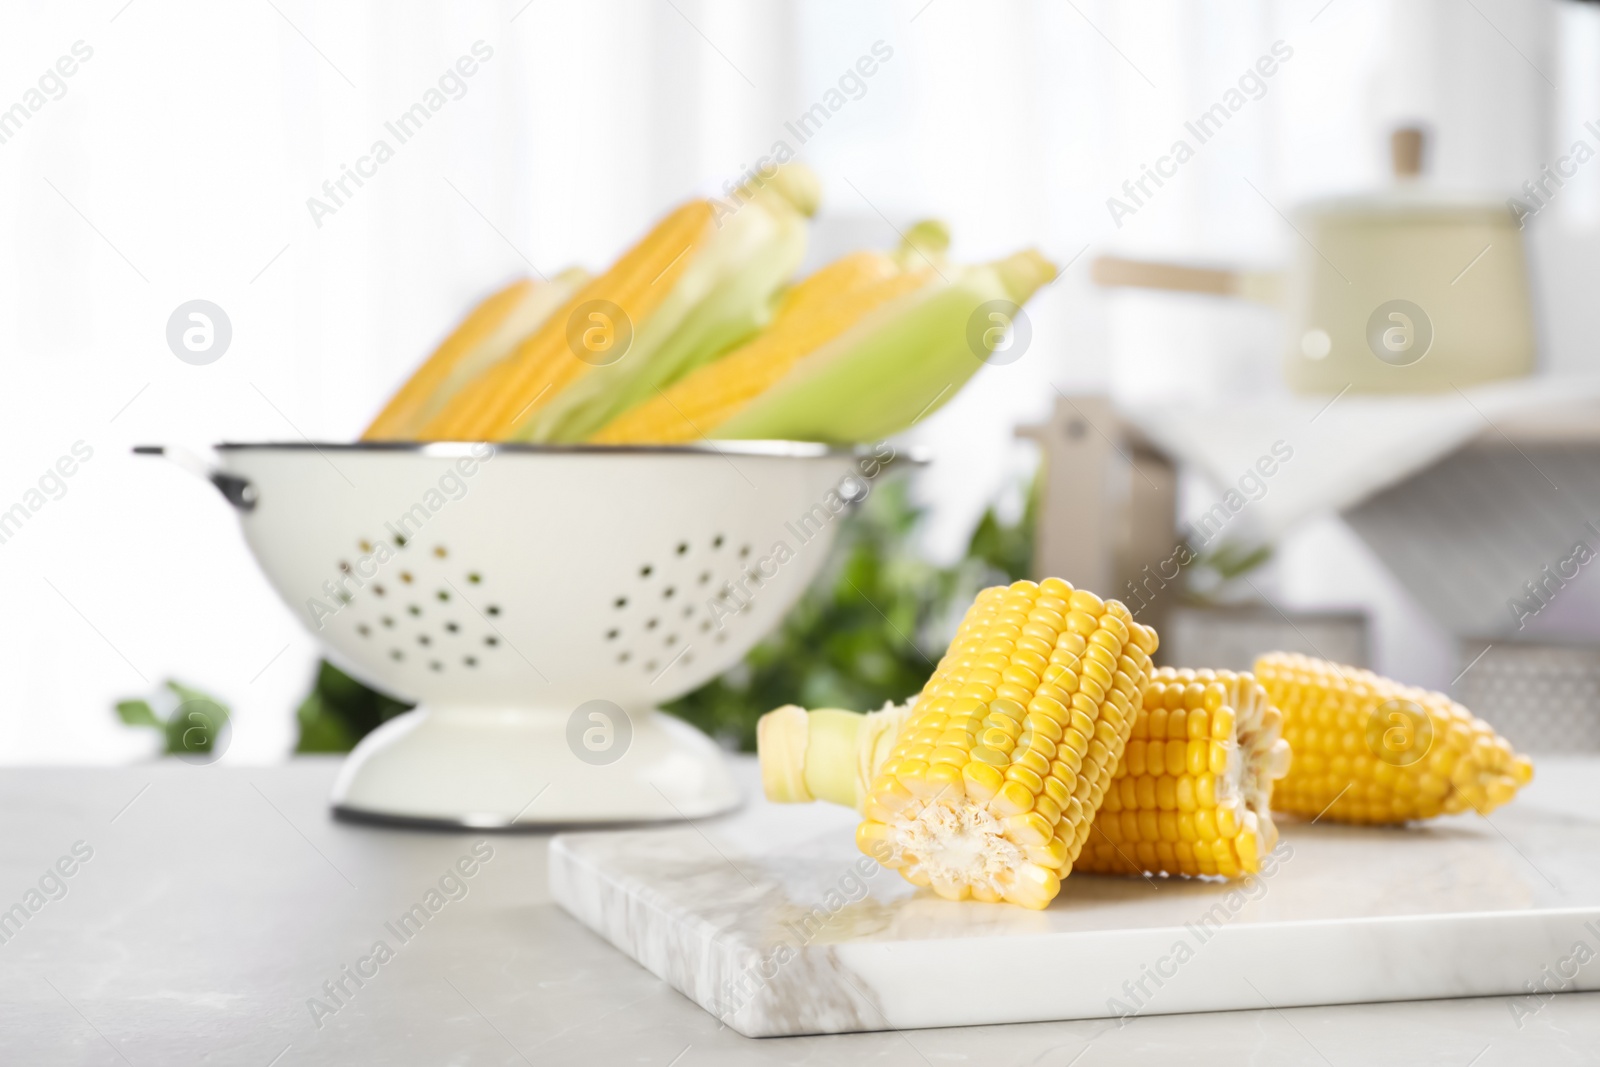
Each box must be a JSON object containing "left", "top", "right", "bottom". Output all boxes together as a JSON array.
[
  {"left": 415, "top": 199, "right": 718, "bottom": 441},
  {"left": 712, "top": 247, "right": 1057, "bottom": 444},
  {"left": 1254, "top": 652, "right": 1534, "bottom": 824},
  {"left": 590, "top": 251, "right": 925, "bottom": 444},
  {"left": 513, "top": 164, "right": 819, "bottom": 443},
  {"left": 362, "top": 269, "right": 589, "bottom": 440},
  {"left": 759, "top": 578, "right": 1158, "bottom": 909},
  {"left": 1078, "top": 667, "right": 1292, "bottom": 879}
]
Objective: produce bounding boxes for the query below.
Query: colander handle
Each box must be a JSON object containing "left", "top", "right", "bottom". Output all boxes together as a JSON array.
[{"left": 132, "top": 445, "right": 258, "bottom": 512}]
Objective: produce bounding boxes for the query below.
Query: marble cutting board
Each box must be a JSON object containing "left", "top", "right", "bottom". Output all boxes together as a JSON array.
[{"left": 549, "top": 763, "right": 1600, "bottom": 1037}]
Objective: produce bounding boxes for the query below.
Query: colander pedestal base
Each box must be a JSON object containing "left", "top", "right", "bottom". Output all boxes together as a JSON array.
[{"left": 328, "top": 706, "right": 741, "bottom": 827}]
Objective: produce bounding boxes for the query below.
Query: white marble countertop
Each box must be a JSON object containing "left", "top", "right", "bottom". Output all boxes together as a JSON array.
[{"left": 2, "top": 755, "right": 1597, "bottom": 1065}]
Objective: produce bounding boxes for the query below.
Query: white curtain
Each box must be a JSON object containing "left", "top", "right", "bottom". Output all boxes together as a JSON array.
[{"left": 0, "top": 0, "right": 1590, "bottom": 761}]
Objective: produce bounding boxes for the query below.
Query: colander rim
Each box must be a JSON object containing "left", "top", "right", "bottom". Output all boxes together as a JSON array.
[{"left": 215, "top": 440, "right": 922, "bottom": 461}]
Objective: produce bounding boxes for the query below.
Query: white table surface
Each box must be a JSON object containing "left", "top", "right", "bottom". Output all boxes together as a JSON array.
[{"left": 2, "top": 754, "right": 1597, "bottom": 1065}]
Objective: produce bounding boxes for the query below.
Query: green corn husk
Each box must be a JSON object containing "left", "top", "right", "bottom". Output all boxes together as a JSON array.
[
  {"left": 711, "top": 247, "right": 1056, "bottom": 444},
  {"left": 893, "top": 218, "right": 951, "bottom": 272},
  {"left": 515, "top": 164, "right": 819, "bottom": 443}
]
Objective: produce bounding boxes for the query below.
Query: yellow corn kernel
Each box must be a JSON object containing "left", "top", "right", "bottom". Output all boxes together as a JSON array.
[{"left": 962, "top": 761, "right": 1005, "bottom": 802}]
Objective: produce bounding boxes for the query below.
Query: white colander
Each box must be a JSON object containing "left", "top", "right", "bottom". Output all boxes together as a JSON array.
[{"left": 146, "top": 441, "right": 879, "bottom": 826}]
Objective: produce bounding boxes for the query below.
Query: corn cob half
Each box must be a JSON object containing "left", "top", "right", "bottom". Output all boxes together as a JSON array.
[
  {"left": 415, "top": 199, "right": 718, "bottom": 441},
  {"left": 362, "top": 269, "right": 590, "bottom": 440},
  {"left": 1078, "top": 667, "right": 1292, "bottom": 879},
  {"left": 759, "top": 578, "right": 1158, "bottom": 909},
  {"left": 1255, "top": 652, "right": 1534, "bottom": 824}
]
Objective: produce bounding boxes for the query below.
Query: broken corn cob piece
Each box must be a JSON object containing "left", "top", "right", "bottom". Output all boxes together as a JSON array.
[
  {"left": 1255, "top": 652, "right": 1533, "bottom": 824},
  {"left": 590, "top": 247, "right": 927, "bottom": 444},
  {"left": 759, "top": 578, "right": 1158, "bottom": 909},
  {"left": 1078, "top": 667, "right": 1292, "bottom": 879},
  {"left": 362, "top": 269, "right": 589, "bottom": 440}
]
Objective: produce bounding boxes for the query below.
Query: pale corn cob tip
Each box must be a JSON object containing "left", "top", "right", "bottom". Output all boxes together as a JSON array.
[
  {"left": 1079, "top": 667, "right": 1293, "bottom": 880},
  {"left": 856, "top": 578, "right": 1158, "bottom": 909},
  {"left": 756, "top": 699, "right": 918, "bottom": 811},
  {"left": 758, "top": 705, "right": 813, "bottom": 804},
  {"left": 1254, "top": 651, "right": 1535, "bottom": 824}
]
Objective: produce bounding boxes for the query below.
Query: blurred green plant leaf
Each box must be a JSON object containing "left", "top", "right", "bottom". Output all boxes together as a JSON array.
[
  {"left": 292, "top": 660, "right": 413, "bottom": 754},
  {"left": 1184, "top": 539, "right": 1274, "bottom": 602},
  {"left": 115, "top": 699, "right": 160, "bottom": 729},
  {"left": 111, "top": 680, "right": 231, "bottom": 757}
]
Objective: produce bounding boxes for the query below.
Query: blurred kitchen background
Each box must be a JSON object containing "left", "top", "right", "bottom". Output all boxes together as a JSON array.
[{"left": 2, "top": 0, "right": 1598, "bottom": 762}]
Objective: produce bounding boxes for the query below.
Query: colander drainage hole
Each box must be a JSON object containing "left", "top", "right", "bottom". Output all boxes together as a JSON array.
[
  {"left": 429, "top": 661, "right": 443, "bottom": 672},
  {"left": 645, "top": 618, "right": 658, "bottom": 630},
  {"left": 665, "top": 634, "right": 677, "bottom": 647},
  {"left": 486, "top": 605, "right": 501, "bottom": 616},
  {"left": 676, "top": 542, "right": 688, "bottom": 555},
  {"left": 445, "top": 622, "right": 460, "bottom": 634},
  {"left": 712, "top": 534, "right": 724, "bottom": 549},
  {"left": 464, "top": 656, "right": 477, "bottom": 667},
  {"left": 645, "top": 660, "right": 658, "bottom": 672},
  {"left": 683, "top": 605, "right": 694, "bottom": 618},
  {"left": 640, "top": 564, "right": 653, "bottom": 578},
  {"left": 618, "top": 651, "right": 630, "bottom": 664},
  {"left": 663, "top": 586, "right": 675, "bottom": 600},
  {"left": 715, "top": 633, "right": 727, "bottom": 644},
  {"left": 401, "top": 571, "right": 414, "bottom": 584},
  {"left": 433, "top": 546, "right": 447, "bottom": 559},
  {"left": 698, "top": 571, "right": 711, "bottom": 584},
  {"left": 739, "top": 544, "right": 751, "bottom": 558},
  {"left": 467, "top": 572, "right": 482, "bottom": 584},
  {"left": 358, "top": 539, "right": 373, "bottom": 552},
  {"left": 417, "top": 635, "right": 431, "bottom": 646},
  {"left": 606, "top": 628, "right": 619, "bottom": 640},
  {"left": 700, "top": 620, "right": 711, "bottom": 633},
  {"left": 374, "top": 585, "right": 386, "bottom": 597},
  {"left": 436, "top": 590, "right": 450, "bottom": 602},
  {"left": 390, "top": 649, "right": 404, "bottom": 661},
  {"left": 485, "top": 636, "right": 499, "bottom": 647},
  {"left": 381, "top": 616, "right": 395, "bottom": 628},
  {"left": 614, "top": 597, "right": 627, "bottom": 609},
  {"left": 357, "top": 624, "right": 370, "bottom": 637},
  {"left": 408, "top": 605, "right": 421, "bottom": 617}
]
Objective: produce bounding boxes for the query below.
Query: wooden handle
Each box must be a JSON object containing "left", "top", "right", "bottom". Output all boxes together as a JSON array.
[
  {"left": 1090, "top": 255, "right": 1241, "bottom": 296},
  {"left": 1091, "top": 255, "right": 1283, "bottom": 304},
  {"left": 1392, "top": 126, "right": 1425, "bottom": 179}
]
